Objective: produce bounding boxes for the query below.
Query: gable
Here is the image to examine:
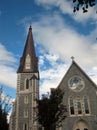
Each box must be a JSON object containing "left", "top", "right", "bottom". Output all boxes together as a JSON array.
[
  {"left": 58, "top": 60, "right": 97, "bottom": 95},
  {"left": 58, "top": 60, "right": 97, "bottom": 118}
]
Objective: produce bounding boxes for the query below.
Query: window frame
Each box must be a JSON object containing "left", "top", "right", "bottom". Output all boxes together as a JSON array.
[
  {"left": 24, "top": 95, "right": 28, "bottom": 104},
  {"left": 69, "top": 96, "right": 90, "bottom": 116},
  {"left": 24, "top": 109, "right": 28, "bottom": 118}
]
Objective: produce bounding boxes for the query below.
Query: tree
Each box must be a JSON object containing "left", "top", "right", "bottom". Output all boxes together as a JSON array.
[
  {"left": 0, "top": 87, "right": 12, "bottom": 130},
  {"left": 37, "top": 88, "right": 67, "bottom": 130},
  {"left": 72, "top": 0, "right": 96, "bottom": 13}
]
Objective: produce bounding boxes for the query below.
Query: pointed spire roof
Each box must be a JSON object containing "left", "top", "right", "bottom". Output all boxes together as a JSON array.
[
  {"left": 22, "top": 26, "right": 36, "bottom": 59},
  {"left": 17, "top": 26, "right": 38, "bottom": 73}
]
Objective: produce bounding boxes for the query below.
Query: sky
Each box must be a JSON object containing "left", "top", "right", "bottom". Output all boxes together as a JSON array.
[{"left": 0, "top": 0, "right": 97, "bottom": 101}]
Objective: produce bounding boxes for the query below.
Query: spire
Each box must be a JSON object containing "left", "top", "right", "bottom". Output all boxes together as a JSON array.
[
  {"left": 22, "top": 26, "right": 36, "bottom": 58},
  {"left": 17, "top": 26, "right": 38, "bottom": 73}
]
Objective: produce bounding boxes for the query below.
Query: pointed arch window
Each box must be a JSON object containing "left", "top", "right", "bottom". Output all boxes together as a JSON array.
[
  {"left": 24, "top": 109, "right": 28, "bottom": 118},
  {"left": 25, "top": 124, "right": 27, "bottom": 130},
  {"left": 24, "top": 124, "right": 28, "bottom": 130},
  {"left": 24, "top": 96, "right": 28, "bottom": 104},
  {"left": 84, "top": 97, "right": 90, "bottom": 114},
  {"left": 26, "top": 79, "right": 29, "bottom": 89},
  {"left": 76, "top": 99, "right": 82, "bottom": 114},
  {"left": 25, "top": 54, "right": 31, "bottom": 69},
  {"left": 69, "top": 96, "right": 90, "bottom": 116},
  {"left": 69, "top": 98, "right": 75, "bottom": 115}
]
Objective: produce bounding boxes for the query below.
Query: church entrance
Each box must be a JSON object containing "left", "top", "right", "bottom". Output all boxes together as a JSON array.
[{"left": 73, "top": 119, "right": 89, "bottom": 130}]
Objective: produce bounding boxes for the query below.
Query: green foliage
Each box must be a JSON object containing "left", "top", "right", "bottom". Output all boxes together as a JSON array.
[
  {"left": 73, "top": 0, "right": 95, "bottom": 13},
  {"left": 0, "top": 87, "right": 12, "bottom": 130},
  {"left": 37, "top": 88, "right": 67, "bottom": 130}
]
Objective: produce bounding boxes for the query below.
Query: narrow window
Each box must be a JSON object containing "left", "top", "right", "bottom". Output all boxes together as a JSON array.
[
  {"left": 77, "top": 99, "right": 82, "bottom": 114},
  {"left": 25, "top": 54, "right": 31, "bottom": 69},
  {"left": 26, "top": 79, "right": 29, "bottom": 89},
  {"left": 24, "top": 96, "right": 28, "bottom": 104},
  {"left": 84, "top": 97, "right": 89, "bottom": 114},
  {"left": 25, "top": 124, "right": 27, "bottom": 130},
  {"left": 33, "top": 79, "right": 35, "bottom": 90},
  {"left": 24, "top": 124, "right": 28, "bottom": 130},
  {"left": 24, "top": 109, "right": 28, "bottom": 118},
  {"left": 70, "top": 98, "right": 75, "bottom": 115}
]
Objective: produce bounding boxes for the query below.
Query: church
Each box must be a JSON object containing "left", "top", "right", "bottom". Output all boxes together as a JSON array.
[{"left": 9, "top": 26, "right": 97, "bottom": 130}]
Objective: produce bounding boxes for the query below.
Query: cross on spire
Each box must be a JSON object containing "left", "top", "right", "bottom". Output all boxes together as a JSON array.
[{"left": 71, "top": 56, "right": 75, "bottom": 61}]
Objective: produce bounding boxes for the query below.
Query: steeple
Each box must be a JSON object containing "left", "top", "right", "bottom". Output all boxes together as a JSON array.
[{"left": 17, "top": 26, "right": 38, "bottom": 73}]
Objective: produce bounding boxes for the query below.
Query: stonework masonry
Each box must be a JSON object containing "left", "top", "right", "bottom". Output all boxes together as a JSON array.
[{"left": 10, "top": 26, "right": 97, "bottom": 130}]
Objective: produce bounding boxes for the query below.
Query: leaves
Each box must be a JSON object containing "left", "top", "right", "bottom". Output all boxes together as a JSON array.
[
  {"left": 73, "top": 0, "right": 95, "bottom": 13},
  {"left": 0, "top": 87, "right": 12, "bottom": 130},
  {"left": 37, "top": 88, "right": 67, "bottom": 129}
]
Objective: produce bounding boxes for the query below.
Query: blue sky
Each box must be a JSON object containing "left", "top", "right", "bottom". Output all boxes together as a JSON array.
[{"left": 0, "top": 0, "right": 97, "bottom": 100}]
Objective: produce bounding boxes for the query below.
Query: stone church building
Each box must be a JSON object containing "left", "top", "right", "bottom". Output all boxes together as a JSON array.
[{"left": 9, "top": 26, "right": 97, "bottom": 130}]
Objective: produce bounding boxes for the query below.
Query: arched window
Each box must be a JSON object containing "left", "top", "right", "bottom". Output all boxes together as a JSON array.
[
  {"left": 25, "top": 54, "right": 31, "bottom": 69},
  {"left": 84, "top": 97, "right": 89, "bottom": 114},
  {"left": 24, "top": 96, "right": 28, "bottom": 104},
  {"left": 24, "top": 124, "right": 28, "bottom": 130},
  {"left": 69, "top": 96, "right": 90, "bottom": 116},
  {"left": 33, "top": 79, "right": 35, "bottom": 92},
  {"left": 26, "top": 79, "right": 29, "bottom": 89},
  {"left": 25, "top": 124, "right": 27, "bottom": 130},
  {"left": 69, "top": 98, "right": 75, "bottom": 115},
  {"left": 76, "top": 99, "right": 82, "bottom": 114},
  {"left": 24, "top": 109, "right": 28, "bottom": 118}
]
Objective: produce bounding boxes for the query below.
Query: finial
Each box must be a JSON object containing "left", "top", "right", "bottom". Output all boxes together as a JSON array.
[
  {"left": 29, "top": 25, "right": 32, "bottom": 31},
  {"left": 71, "top": 56, "right": 75, "bottom": 62}
]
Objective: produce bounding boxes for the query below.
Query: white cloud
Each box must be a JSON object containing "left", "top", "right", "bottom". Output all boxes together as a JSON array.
[
  {"left": 39, "top": 55, "right": 44, "bottom": 66},
  {"left": 20, "top": 6, "right": 97, "bottom": 94},
  {"left": 35, "top": 0, "right": 58, "bottom": 6},
  {"left": 35, "top": 0, "right": 73, "bottom": 14},
  {"left": 46, "top": 53, "right": 59, "bottom": 64},
  {"left": 39, "top": 55, "right": 68, "bottom": 94},
  {"left": 73, "top": 6, "right": 97, "bottom": 23},
  {"left": 39, "top": 53, "right": 59, "bottom": 67},
  {"left": 35, "top": 0, "right": 97, "bottom": 23},
  {"left": 32, "top": 14, "right": 97, "bottom": 68},
  {"left": 39, "top": 50, "right": 97, "bottom": 94},
  {"left": 0, "top": 44, "right": 16, "bottom": 65},
  {"left": 27, "top": 13, "right": 97, "bottom": 94},
  {"left": 0, "top": 43, "right": 17, "bottom": 88},
  {"left": 0, "top": 65, "right": 16, "bottom": 88}
]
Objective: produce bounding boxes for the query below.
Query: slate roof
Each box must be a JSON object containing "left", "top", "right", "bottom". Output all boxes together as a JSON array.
[{"left": 17, "top": 26, "right": 38, "bottom": 73}]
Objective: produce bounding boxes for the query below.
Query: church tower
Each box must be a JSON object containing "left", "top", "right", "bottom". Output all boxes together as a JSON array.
[{"left": 10, "top": 26, "right": 39, "bottom": 130}]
